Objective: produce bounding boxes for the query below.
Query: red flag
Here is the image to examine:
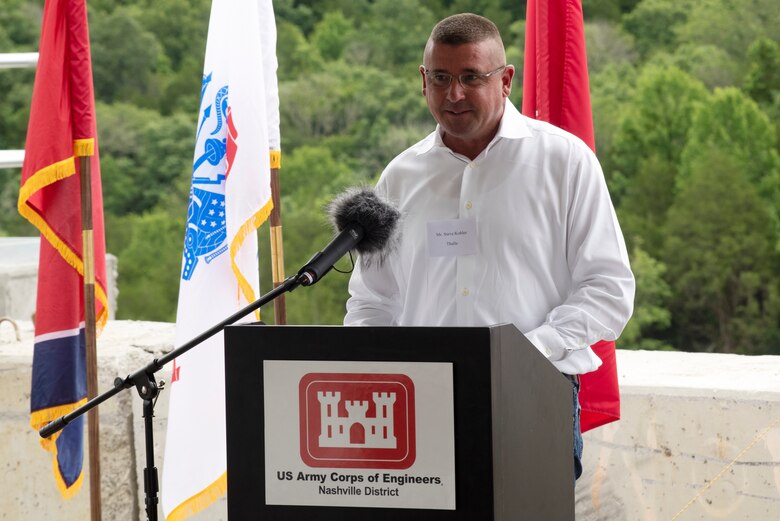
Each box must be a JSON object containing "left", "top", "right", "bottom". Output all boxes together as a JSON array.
[
  {"left": 19, "top": 0, "right": 107, "bottom": 498},
  {"left": 522, "top": 0, "right": 595, "bottom": 149},
  {"left": 522, "top": 0, "right": 619, "bottom": 432}
]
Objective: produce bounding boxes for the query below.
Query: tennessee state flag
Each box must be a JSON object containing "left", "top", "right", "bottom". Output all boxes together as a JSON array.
[
  {"left": 161, "top": 0, "right": 279, "bottom": 518},
  {"left": 522, "top": 0, "right": 619, "bottom": 432},
  {"left": 19, "top": 0, "right": 108, "bottom": 498}
]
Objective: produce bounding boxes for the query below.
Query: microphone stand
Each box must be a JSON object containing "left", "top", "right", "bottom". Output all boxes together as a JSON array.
[
  {"left": 39, "top": 186, "right": 386, "bottom": 518},
  {"left": 39, "top": 274, "right": 303, "bottom": 521}
]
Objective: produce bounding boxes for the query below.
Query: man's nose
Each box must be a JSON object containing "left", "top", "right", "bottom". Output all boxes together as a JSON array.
[{"left": 446, "top": 79, "right": 467, "bottom": 102}]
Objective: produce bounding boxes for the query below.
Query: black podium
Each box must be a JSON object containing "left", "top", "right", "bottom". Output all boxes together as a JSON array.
[{"left": 224, "top": 324, "right": 573, "bottom": 520}]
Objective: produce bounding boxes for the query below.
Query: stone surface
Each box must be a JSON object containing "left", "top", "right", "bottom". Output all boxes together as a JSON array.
[
  {"left": 1, "top": 323, "right": 778, "bottom": 520},
  {"left": 0, "top": 237, "right": 118, "bottom": 322},
  {"left": 0, "top": 320, "right": 174, "bottom": 520},
  {"left": 577, "top": 350, "right": 780, "bottom": 521}
]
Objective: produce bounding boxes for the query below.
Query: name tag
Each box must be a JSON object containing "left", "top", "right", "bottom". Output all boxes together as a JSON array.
[{"left": 427, "top": 218, "right": 478, "bottom": 257}]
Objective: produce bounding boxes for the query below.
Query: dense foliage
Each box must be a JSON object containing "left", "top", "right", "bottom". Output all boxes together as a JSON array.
[{"left": 1, "top": 0, "right": 779, "bottom": 355}]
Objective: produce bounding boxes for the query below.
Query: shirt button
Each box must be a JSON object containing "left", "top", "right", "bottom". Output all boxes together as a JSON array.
[
  {"left": 462, "top": 288, "right": 470, "bottom": 296},
  {"left": 465, "top": 201, "right": 473, "bottom": 210}
]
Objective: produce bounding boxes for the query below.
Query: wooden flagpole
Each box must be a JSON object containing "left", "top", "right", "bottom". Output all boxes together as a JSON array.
[
  {"left": 79, "top": 155, "right": 102, "bottom": 521},
  {"left": 269, "top": 153, "right": 286, "bottom": 324}
]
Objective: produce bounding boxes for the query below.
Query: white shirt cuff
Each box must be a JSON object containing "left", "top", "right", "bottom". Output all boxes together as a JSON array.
[
  {"left": 524, "top": 324, "right": 567, "bottom": 361},
  {"left": 523, "top": 324, "right": 604, "bottom": 374}
]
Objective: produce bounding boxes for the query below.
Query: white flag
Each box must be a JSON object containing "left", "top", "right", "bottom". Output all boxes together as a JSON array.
[{"left": 162, "top": 0, "right": 279, "bottom": 518}]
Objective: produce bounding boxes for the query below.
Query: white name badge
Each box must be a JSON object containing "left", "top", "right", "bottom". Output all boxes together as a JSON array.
[{"left": 427, "top": 218, "right": 478, "bottom": 257}]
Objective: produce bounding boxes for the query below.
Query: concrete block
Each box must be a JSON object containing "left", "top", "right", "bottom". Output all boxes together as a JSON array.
[
  {"left": 577, "top": 350, "right": 780, "bottom": 521},
  {"left": 0, "top": 237, "right": 118, "bottom": 321},
  {"left": 2, "top": 323, "right": 778, "bottom": 520},
  {"left": 0, "top": 320, "right": 175, "bottom": 520}
]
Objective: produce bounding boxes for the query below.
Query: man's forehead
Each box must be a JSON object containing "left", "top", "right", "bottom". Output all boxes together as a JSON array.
[{"left": 423, "top": 39, "right": 503, "bottom": 67}]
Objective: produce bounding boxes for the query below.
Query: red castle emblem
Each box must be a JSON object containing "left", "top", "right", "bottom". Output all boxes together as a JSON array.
[{"left": 299, "top": 373, "right": 416, "bottom": 469}]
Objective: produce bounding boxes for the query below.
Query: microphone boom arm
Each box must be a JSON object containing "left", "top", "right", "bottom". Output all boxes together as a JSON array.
[
  {"left": 36, "top": 185, "right": 397, "bottom": 520},
  {"left": 39, "top": 274, "right": 301, "bottom": 439}
]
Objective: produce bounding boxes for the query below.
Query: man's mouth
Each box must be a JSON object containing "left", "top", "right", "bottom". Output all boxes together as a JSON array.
[{"left": 445, "top": 108, "right": 471, "bottom": 116}]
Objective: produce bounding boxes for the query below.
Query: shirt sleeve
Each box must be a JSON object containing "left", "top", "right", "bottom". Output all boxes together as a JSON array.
[
  {"left": 344, "top": 179, "right": 403, "bottom": 326},
  {"left": 344, "top": 254, "right": 402, "bottom": 325},
  {"left": 524, "top": 143, "right": 635, "bottom": 374}
]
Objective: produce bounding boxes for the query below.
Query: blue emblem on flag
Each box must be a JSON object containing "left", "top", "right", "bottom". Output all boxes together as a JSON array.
[
  {"left": 182, "top": 73, "right": 230, "bottom": 280},
  {"left": 182, "top": 187, "right": 227, "bottom": 281}
]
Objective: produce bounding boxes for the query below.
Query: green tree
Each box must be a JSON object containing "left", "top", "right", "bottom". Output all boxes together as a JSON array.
[
  {"left": 620, "top": 244, "right": 673, "bottom": 350},
  {"left": 680, "top": 87, "right": 780, "bottom": 211},
  {"left": 111, "top": 208, "right": 184, "bottom": 321},
  {"left": 157, "top": 55, "right": 203, "bottom": 116},
  {"left": 6, "top": 0, "right": 780, "bottom": 353},
  {"left": 0, "top": 0, "right": 41, "bottom": 50},
  {"left": 273, "top": 0, "right": 318, "bottom": 35},
  {"left": 279, "top": 61, "right": 428, "bottom": 165},
  {"left": 310, "top": 11, "right": 355, "bottom": 62},
  {"left": 275, "top": 19, "right": 324, "bottom": 81},
  {"left": 583, "top": 0, "right": 622, "bottom": 21},
  {"left": 0, "top": 1, "right": 40, "bottom": 237},
  {"left": 505, "top": 19, "right": 524, "bottom": 80},
  {"left": 0, "top": 72, "right": 34, "bottom": 150},
  {"left": 137, "top": 0, "right": 210, "bottom": 71},
  {"left": 609, "top": 66, "right": 708, "bottom": 203},
  {"left": 572, "top": 20, "right": 637, "bottom": 162},
  {"left": 90, "top": 7, "right": 164, "bottom": 105},
  {"left": 648, "top": 44, "right": 740, "bottom": 89},
  {"left": 663, "top": 149, "right": 780, "bottom": 354},
  {"left": 265, "top": 145, "right": 360, "bottom": 325},
  {"left": 584, "top": 20, "right": 637, "bottom": 75},
  {"left": 297, "top": 0, "right": 374, "bottom": 28},
  {"left": 447, "top": 0, "right": 513, "bottom": 38},
  {"left": 97, "top": 102, "right": 194, "bottom": 216},
  {"left": 676, "top": 0, "right": 780, "bottom": 71},
  {"left": 617, "top": 154, "right": 676, "bottom": 253},
  {"left": 0, "top": 0, "right": 37, "bottom": 148},
  {"left": 354, "top": 0, "right": 436, "bottom": 70},
  {"left": 743, "top": 37, "right": 780, "bottom": 105},
  {"left": 766, "top": 93, "right": 780, "bottom": 152},
  {"left": 589, "top": 63, "right": 637, "bottom": 162},
  {"left": 621, "top": 0, "right": 694, "bottom": 59},
  {"left": 279, "top": 145, "right": 356, "bottom": 203},
  {"left": 0, "top": 166, "right": 36, "bottom": 237}
]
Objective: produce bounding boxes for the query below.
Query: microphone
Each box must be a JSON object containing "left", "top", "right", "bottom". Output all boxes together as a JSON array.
[{"left": 297, "top": 187, "right": 400, "bottom": 286}]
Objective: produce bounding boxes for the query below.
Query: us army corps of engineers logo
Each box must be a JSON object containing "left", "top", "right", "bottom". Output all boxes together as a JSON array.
[{"left": 299, "top": 373, "right": 416, "bottom": 469}]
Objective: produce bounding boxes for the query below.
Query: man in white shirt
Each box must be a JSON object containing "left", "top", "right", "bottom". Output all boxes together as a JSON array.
[{"left": 344, "top": 13, "right": 634, "bottom": 480}]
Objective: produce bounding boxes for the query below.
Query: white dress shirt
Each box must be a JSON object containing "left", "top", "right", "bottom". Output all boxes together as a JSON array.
[{"left": 345, "top": 100, "right": 634, "bottom": 374}]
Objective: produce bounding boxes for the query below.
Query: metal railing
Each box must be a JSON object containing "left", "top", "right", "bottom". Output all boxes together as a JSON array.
[
  {"left": 0, "top": 52, "right": 38, "bottom": 69},
  {"left": 0, "top": 53, "right": 37, "bottom": 169}
]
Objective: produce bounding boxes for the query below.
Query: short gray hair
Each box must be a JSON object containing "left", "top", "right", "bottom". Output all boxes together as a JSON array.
[{"left": 429, "top": 13, "right": 503, "bottom": 46}]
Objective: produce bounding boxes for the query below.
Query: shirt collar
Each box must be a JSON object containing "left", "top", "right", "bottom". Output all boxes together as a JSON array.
[
  {"left": 495, "top": 98, "right": 533, "bottom": 141},
  {"left": 415, "top": 99, "right": 533, "bottom": 157}
]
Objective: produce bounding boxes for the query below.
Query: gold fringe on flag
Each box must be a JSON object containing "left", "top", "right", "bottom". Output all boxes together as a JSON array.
[
  {"left": 17, "top": 146, "right": 109, "bottom": 332},
  {"left": 165, "top": 472, "right": 228, "bottom": 521}
]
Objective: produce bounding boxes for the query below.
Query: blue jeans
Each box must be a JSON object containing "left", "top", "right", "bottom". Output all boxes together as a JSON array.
[{"left": 568, "top": 374, "right": 583, "bottom": 482}]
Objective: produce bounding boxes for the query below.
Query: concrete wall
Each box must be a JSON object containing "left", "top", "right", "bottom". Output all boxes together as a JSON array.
[
  {"left": 0, "top": 320, "right": 177, "bottom": 520},
  {"left": 577, "top": 351, "right": 780, "bottom": 520},
  {"left": 0, "top": 237, "right": 118, "bottom": 322},
  {"left": 1, "top": 321, "right": 778, "bottom": 520}
]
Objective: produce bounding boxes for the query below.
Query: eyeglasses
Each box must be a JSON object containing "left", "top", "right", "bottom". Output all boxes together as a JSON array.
[{"left": 423, "top": 65, "right": 507, "bottom": 90}]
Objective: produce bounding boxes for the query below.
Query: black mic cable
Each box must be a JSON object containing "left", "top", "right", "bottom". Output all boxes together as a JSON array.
[{"left": 296, "top": 187, "right": 400, "bottom": 286}]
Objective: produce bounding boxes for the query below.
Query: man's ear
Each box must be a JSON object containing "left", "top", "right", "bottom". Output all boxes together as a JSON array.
[
  {"left": 502, "top": 64, "right": 515, "bottom": 97},
  {"left": 420, "top": 65, "right": 427, "bottom": 96}
]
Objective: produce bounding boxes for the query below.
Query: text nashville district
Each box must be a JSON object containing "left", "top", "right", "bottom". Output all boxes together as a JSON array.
[{"left": 277, "top": 470, "right": 443, "bottom": 497}]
